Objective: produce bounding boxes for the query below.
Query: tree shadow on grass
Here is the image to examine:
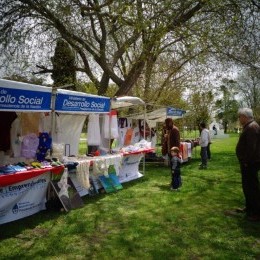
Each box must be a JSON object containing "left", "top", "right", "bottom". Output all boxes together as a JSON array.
[
  {"left": 156, "top": 183, "right": 171, "bottom": 191},
  {"left": 238, "top": 220, "right": 260, "bottom": 239},
  {"left": 0, "top": 174, "right": 152, "bottom": 240},
  {"left": 0, "top": 209, "right": 62, "bottom": 240}
]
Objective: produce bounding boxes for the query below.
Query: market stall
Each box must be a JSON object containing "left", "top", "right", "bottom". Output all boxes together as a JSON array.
[
  {"left": 134, "top": 105, "right": 194, "bottom": 162},
  {"left": 0, "top": 80, "right": 154, "bottom": 222},
  {"left": 0, "top": 79, "right": 65, "bottom": 225},
  {"left": 61, "top": 95, "right": 153, "bottom": 196},
  {"left": 139, "top": 106, "right": 186, "bottom": 128},
  {"left": 51, "top": 88, "right": 112, "bottom": 196},
  {"left": 110, "top": 96, "right": 154, "bottom": 181}
]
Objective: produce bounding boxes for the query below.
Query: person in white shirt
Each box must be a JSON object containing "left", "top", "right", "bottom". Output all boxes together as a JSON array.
[{"left": 199, "top": 122, "right": 210, "bottom": 169}]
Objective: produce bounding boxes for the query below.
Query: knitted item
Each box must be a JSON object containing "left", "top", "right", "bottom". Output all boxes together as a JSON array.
[
  {"left": 76, "top": 161, "right": 90, "bottom": 189},
  {"left": 36, "top": 132, "right": 52, "bottom": 161},
  {"left": 93, "top": 159, "right": 109, "bottom": 176},
  {"left": 21, "top": 133, "right": 39, "bottom": 159}
]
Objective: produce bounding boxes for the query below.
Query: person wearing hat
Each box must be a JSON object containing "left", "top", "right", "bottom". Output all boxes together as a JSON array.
[
  {"left": 235, "top": 108, "right": 260, "bottom": 222},
  {"left": 170, "top": 146, "right": 182, "bottom": 191}
]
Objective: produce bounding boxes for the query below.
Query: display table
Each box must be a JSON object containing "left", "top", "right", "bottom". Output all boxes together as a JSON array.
[
  {"left": 67, "top": 148, "right": 154, "bottom": 196},
  {"left": 119, "top": 148, "right": 154, "bottom": 183},
  {"left": 0, "top": 166, "right": 64, "bottom": 225}
]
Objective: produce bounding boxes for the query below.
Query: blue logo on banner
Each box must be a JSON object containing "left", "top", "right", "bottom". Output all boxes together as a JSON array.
[
  {"left": 0, "top": 87, "right": 51, "bottom": 111},
  {"left": 12, "top": 204, "right": 19, "bottom": 214},
  {"left": 166, "top": 107, "right": 185, "bottom": 116},
  {"left": 55, "top": 93, "right": 110, "bottom": 113}
]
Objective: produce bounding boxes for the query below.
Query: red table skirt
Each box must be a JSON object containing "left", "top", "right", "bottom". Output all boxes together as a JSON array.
[
  {"left": 0, "top": 149, "right": 154, "bottom": 187},
  {"left": 0, "top": 165, "right": 64, "bottom": 187}
]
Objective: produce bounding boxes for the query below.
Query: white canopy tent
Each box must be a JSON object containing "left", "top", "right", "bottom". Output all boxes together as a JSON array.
[
  {"left": 111, "top": 96, "right": 147, "bottom": 175},
  {"left": 52, "top": 88, "right": 110, "bottom": 156},
  {"left": 111, "top": 95, "right": 147, "bottom": 140},
  {"left": 111, "top": 96, "right": 145, "bottom": 109},
  {"left": 136, "top": 106, "right": 186, "bottom": 128},
  {"left": 0, "top": 79, "right": 52, "bottom": 112}
]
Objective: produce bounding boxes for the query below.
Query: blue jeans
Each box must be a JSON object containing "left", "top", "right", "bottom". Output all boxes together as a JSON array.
[
  {"left": 200, "top": 147, "right": 208, "bottom": 166},
  {"left": 171, "top": 169, "right": 182, "bottom": 189}
]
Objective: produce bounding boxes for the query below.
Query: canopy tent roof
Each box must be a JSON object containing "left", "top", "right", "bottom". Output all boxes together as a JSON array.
[
  {"left": 136, "top": 106, "right": 186, "bottom": 128},
  {"left": 0, "top": 79, "right": 52, "bottom": 112},
  {"left": 111, "top": 96, "right": 145, "bottom": 109},
  {"left": 54, "top": 88, "right": 110, "bottom": 113}
]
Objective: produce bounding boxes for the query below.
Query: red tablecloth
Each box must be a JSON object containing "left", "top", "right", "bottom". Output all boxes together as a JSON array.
[
  {"left": 0, "top": 165, "right": 64, "bottom": 187},
  {"left": 121, "top": 148, "right": 155, "bottom": 156}
]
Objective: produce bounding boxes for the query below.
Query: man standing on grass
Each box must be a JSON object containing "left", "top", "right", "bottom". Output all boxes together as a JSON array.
[
  {"left": 236, "top": 108, "right": 260, "bottom": 222},
  {"left": 199, "top": 122, "right": 210, "bottom": 169}
]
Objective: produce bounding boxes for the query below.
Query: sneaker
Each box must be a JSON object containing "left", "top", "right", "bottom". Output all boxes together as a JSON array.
[
  {"left": 199, "top": 165, "right": 207, "bottom": 169},
  {"left": 170, "top": 187, "right": 178, "bottom": 191}
]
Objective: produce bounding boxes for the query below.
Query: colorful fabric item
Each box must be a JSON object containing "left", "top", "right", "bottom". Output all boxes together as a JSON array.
[
  {"left": 124, "top": 128, "right": 134, "bottom": 146},
  {"left": 93, "top": 158, "right": 109, "bottom": 176},
  {"left": 103, "top": 110, "right": 119, "bottom": 139},
  {"left": 0, "top": 111, "right": 17, "bottom": 151},
  {"left": 76, "top": 160, "right": 90, "bottom": 189},
  {"left": 36, "top": 132, "right": 52, "bottom": 161},
  {"left": 21, "top": 133, "right": 39, "bottom": 159}
]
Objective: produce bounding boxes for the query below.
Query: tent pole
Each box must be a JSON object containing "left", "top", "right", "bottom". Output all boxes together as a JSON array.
[
  {"left": 143, "top": 104, "right": 146, "bottom": 175},
  {"left": 50, "top": 87, "right": 58, "bottom": 156},
  {"left": 109, "top": 99, "right": 112, "bottom": 153}
]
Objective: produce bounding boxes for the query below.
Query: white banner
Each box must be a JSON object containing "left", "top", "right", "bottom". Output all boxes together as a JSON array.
[
  {"left": 119, "top": 154, "right": 143, "bottom": 183},
  {"left": 69, "top": 172, "right": 89, "bottom": 197},
  {"left": 0, "top": 173, "right": 50, "bottom": 225}
]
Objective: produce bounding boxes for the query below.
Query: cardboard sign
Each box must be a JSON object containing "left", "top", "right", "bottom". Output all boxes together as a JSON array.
[
  {"left": 50, "top": 177, "right": 84, "bottom": 212},
  {"left": 99, "top": 173, "right": 123, "bottom": 193}
]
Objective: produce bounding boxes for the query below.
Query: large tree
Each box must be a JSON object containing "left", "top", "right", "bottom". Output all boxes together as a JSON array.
[
  {"left": 186, "top": 90, "right": 214, "bottom": 128},
  {"left": 215, "top": 79, "right": 240, "bottom": 133},
  {"left": 236, "top": 68, "right": 260, "bottom": 121},
  {"left": 0, "top": 1, "right": 259, "bottom": 97}
]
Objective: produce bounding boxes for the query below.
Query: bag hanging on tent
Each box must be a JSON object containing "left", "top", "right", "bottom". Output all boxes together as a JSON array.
[
  {"left": 103, "top": 110, "right": 119, "bottom": 139},
  {"left": 124, "top": 128, "right": 134, "bottom": 146}
]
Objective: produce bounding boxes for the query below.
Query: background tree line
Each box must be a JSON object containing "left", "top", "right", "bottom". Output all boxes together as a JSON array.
[{"left": 0, "top": 0, "right": 259, "bottom": 129}]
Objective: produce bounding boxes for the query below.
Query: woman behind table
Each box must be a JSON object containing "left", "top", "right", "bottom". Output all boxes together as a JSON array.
[{"left": 162, "top": 118, "right": 180, "bottom": 165}]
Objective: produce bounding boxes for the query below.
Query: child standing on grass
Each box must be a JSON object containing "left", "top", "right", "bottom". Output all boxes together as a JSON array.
[{"left": 170, "top": 146, "right": 182, "bottom": 191}]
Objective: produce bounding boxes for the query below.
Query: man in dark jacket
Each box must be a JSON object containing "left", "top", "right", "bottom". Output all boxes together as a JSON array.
[
  {"left": 162, "top": 118, "right": 180, "bottom": 158},
  {"left": 236, "top": 108, "right": 260, "bottom": 221}
]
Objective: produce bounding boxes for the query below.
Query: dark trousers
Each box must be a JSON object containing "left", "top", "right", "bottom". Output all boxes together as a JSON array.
[
  {"left": 240, "top": 163, "right": 260, "bottom": 216},
  {"left": 200, "top": 146, "right": 208, "bottom": 166},
  {"left": 207, "top": 144, "right": 211, "bottom": 160},
  {"left": 171, "top": 169, "right": 182, "bottom": 189}
]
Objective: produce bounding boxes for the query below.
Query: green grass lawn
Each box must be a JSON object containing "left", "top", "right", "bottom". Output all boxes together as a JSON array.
[{"left": 1, "top": 134, "right": 260, "bottom": 259}]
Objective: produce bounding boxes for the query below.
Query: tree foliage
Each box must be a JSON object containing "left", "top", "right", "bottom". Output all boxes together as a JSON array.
[
  {"left": 185, "top": 90, "right": 214, "bottom": 129},
  {"left": 51, "top": 39, "right": 76, "bottom": 89},
  {"left": 0, "top": 0, "right": 259, "bottom": 99},
  {"left": 215, "top": 79, "right": 239, "bottom": 133},
  {"left": 236, "top": 68, "right": 260, "bottom": 121}
]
